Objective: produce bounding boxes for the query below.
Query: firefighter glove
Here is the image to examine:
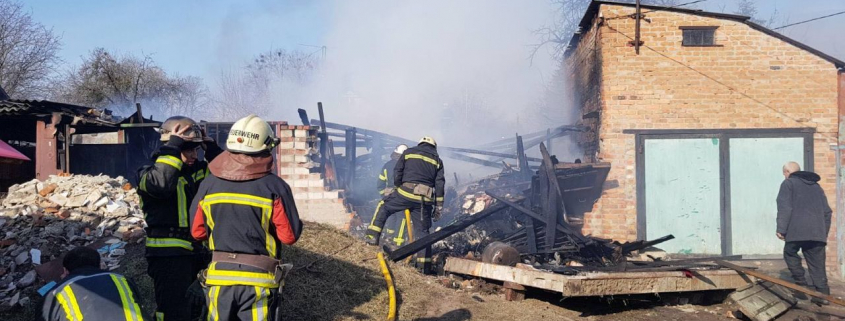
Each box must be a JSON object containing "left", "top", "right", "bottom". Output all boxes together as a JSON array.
[
  {"left": 383, "top": 187, "right": 395, "bottom": 196},
  {"left": 433, "top": 205, "right": 443, "bottom": 222},
  {"left": 186, "top": 279, "right": 205, "bottom": 307}
]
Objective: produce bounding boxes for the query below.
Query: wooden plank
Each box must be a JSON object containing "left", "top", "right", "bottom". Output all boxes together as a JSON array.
[
  {"left": 318, "top": 102, "right": 328, "bottom": 175},
  {"left": 445, "top": 257, "right": 751, "bottom": 297},
  {"left": 715, "top": 260, "right": 845, "bottom": 307},
  {"left": 524, "top": 217, "right": 537, "bottom": 254},
  {"left": 539, "top": 143, "right": 565, "bottom": 249},
  {"left": 729, "top": 281, "right": 795, "bottom": 321}
]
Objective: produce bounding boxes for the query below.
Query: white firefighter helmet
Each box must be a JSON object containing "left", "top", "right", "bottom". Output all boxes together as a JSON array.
[
  {"left": 158, "top": 116, "right": 204, "bottom": 143},
  {"left": 418, "top": 136, "right": 437, "bottom": 147},
  {"left": 393, "top": 144, "right": 408, "bottom": 154},
  {"left": 226, "top": 115, "right": 280, "bottom": 154}
]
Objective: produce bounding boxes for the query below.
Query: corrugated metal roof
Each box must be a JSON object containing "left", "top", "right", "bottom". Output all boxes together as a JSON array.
[
  {"left": 565, "top": 0, "right": 845, "bottom": 69},
  {"left": 0, "top": 99, "right": 118, "bottom": 126}
]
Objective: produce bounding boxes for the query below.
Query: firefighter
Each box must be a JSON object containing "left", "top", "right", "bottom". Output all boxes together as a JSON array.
[
  {"left": 41, "top": 247, "right": 146, "bottom": 321},
  {"left": 190, "top": 114, "right": 302, "bottom": 321},
  {"left": 137, "top": 116, "right": 223, "bottom": 321},
  {"left": 374, "top": 144, "right": 410, "bottom": 247},
  {"left": 366, "top": 137, "right": 444, "bottom": 273}
]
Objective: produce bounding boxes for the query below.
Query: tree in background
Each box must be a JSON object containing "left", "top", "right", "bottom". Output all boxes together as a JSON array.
[
  {"left": 51, "top": 48, "right": 208, "bottom": 119},
  {"left": 0, "top": 0, "right": 62, "bottom": 99},
  {"left": 733, "top": 0, "right": 787, "bottom": 28},
  {"left": 208, "top": 48, "right": 319, "bottom": 120}
]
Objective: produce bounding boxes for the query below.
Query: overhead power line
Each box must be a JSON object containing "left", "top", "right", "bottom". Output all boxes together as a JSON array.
[{"left": 772, "top": 11, "right": 845, "bottom": 30}]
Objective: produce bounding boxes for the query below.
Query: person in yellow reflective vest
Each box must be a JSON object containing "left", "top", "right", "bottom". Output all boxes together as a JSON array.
[
  {"left": 374, "top": 144, "right": 409, "bottom": 248},
  {"left": 137, "top": 116, "right": 223, "bottom": 321},
  {"left": 366, "top": 137, "right": 445, "bottom": 274},
  {"left": 41, "top": 247, "right": 146, "bottom": 321}
]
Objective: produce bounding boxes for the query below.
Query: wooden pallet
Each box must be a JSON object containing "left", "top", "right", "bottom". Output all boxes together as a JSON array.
[{"left": 444, "top": 257, "right": 753, "bottom": 298}]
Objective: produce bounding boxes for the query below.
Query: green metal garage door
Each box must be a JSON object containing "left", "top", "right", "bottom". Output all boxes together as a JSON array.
[
  {"left": 645, "top": 138, "right": 722, "bottom": 254},
  {"left": 729, "top": 137, "right": 805, "bottom": 255}
]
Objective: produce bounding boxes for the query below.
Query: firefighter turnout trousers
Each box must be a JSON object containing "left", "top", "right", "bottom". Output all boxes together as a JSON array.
[
  {"left": 205, "top": 285, "right": 276, "bottom": 321},
  {"left": 367, "top": 192, "right": 433, "bottom": 272}
]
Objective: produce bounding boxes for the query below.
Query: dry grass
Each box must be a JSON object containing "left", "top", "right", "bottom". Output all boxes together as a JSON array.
[{"left": 0, "top": 223, "right": 578, "bottom": 321}]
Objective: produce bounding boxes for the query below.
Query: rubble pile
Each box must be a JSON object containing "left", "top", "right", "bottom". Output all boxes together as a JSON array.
[{"left": 0, "top": 175, "right": 145, "bottom": 308}]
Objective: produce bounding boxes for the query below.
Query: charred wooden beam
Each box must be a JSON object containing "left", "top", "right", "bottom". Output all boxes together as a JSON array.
[
  {"left": 386, "top": 203, "right": 508, "bottom": 262},
  {"left": 621, "top": 234, "right": 675, "bottom": 254},
  {"left": 317, "top": 103, "right": 328, "bottom": 175},
  {"left": 297, "top": 108, "right": 309, "bottom": 126},
  {"left": 486, "top": 192, "right": 590, "bottom": 244}
]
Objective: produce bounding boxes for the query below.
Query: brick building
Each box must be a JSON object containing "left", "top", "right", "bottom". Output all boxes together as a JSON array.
[{"left": 566, "top": 1, "right": 845, "bottom": 273}]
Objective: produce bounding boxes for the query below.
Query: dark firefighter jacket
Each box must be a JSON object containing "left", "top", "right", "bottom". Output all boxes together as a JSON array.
[
  {"left": 137, "top": 136, "right": 223, "bottom": 257},
  {"left": 378, "top": 158, "right": 398, "bottom": 194},
  {"left": 41, "top": 267, "right": 145, "bottom": 321},
  {"left": 395, "top": 143, "right": 445, "bottom": 204},
  {"left": 190, "top": 151, "right": 303, "bottom": 288}
]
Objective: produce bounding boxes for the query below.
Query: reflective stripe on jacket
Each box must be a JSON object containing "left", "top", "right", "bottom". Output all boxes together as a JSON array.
[
  {"left": 191, "top": 169, "right": 302, "bottom": 288},
  {"left": 394, "top": 144, "right": 445, "bottom": 203},
  {"left": 137, "top": 141, "right": 222, "bottom": 256},
  {"left": 41, "top": 268, "right": 145, "bottom": 321}
]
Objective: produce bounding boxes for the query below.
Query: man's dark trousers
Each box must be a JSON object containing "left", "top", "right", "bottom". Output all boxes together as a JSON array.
[{"left": 784, "top": 241, "right": 829, "bottom": 294}]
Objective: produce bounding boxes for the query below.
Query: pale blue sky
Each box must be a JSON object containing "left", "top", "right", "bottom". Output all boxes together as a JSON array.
[
  {"left": 26, "top": 0, "right": 332, "bottom": 80},
  {"left": 24, "top": 0, "right": 845, "bottom": 82}
]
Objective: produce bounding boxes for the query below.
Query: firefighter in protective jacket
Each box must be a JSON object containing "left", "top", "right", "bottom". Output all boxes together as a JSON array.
[
  {"left": 366, "top": 137, "right": 445, "bottom": 273},
  {"left": 137, "top": 116, "right": 223, "bottom": 321},
  {"left": 191, "top": 114, "right": 302, "bottom": 321},
  {"left": 41, "top": 247, "right": 146, "bottom": 321},
  {"left": 374, "top": 144, "right": 410, "bottom": 247}
]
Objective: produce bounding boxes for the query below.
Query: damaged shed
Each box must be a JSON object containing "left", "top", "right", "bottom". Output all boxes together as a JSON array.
[{"left": 566, "top": 1, "right": 844, "bottom": 271}]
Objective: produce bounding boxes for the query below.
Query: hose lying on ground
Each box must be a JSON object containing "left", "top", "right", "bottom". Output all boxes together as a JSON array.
[{"left": 377, "top": 252, "right": 397, "bottom": 321}]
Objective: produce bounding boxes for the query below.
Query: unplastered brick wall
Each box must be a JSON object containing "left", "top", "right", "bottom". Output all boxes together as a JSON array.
[
  {"left": 567, "top": 4, "right": 840, "bottom": 271},
  {"left": 275, "top": 124, "right": 353, "bottom": 229}
]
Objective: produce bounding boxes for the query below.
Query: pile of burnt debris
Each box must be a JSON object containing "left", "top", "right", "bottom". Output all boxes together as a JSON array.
[
  {"left": 386, "top": 143, "right": 736, "bottom": 274},
  {"left": 294, "top": 104, "right": 737, "bottom": 274},
  {"left": 0, "top": 175, "right": 145, "bottom": 308}
]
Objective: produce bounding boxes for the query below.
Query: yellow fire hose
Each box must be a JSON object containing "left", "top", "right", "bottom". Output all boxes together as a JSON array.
[
  {"left": 403, "top": 209, "right": 414, "bottom": 265},
  {"left": 377, "top": 252, "right": 397, "bottom": 321}
]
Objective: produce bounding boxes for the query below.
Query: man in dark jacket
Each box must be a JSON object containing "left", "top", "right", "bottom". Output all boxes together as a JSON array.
[
  {"left": 776, "top": 161, "right": 832, "bottom": 304},
  {"left": 191, "top": 114, "right": 302, "bottom": 321},
  {"left": 137, "top": 116, "right": 223, "bottom": 320},
  {"left": 366, "top": 137, "right": 445, "bottom": 273},
  {"left": 41, "top": 247, "right": 146, "bottom": 321}
]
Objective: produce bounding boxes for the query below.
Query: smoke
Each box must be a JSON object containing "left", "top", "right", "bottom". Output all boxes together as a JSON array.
[{"left": 260, "top": 1, "right": 568, "bottom": 150}]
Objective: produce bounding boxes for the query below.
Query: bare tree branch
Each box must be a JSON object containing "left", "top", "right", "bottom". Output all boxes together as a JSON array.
[{"left": 0, "top": 0, "right": 62, "bottom": 99}]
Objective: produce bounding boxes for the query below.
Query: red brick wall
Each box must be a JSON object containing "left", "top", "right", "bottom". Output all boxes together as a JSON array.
[
  {"left": 275, "top": 124, "right": 353, "bottom": 229},
  {"left": 567, "top": 4, "right": 840, "bottom": 271}
]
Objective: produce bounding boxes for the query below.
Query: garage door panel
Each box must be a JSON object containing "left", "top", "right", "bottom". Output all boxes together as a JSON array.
[
  {"left": 645, "top": 138, "right": 722, "bottom": 254},
  {"left": 729, "top": 137, "right": 804, "bottom": 255}
]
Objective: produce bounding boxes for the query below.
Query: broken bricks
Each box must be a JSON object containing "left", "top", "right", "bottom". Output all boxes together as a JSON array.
[{"left": 0, "top": 174, "right": 146, "bottom": 308}]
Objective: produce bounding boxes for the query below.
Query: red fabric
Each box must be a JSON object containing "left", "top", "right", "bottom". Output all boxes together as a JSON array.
[
  {"left": 0, "top": 140, "right": 29, "bottom": 161},
  {"left": 272, "top": 198, "right": 296, "bottom": 245},
  {"left": 191, "top": 202, "right": 208, "bottom": 240}
]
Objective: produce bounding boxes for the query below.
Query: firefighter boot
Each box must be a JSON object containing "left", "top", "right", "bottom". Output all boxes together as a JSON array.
[{"left": 365, "top": 229, "right": 381, "bottom": 246}]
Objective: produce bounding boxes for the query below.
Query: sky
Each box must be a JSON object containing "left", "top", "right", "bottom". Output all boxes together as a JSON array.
[
  {"left": 24, "top": 0, "right": 845, "bottom": 82},
  {"left": 20, "top": 0, "right": 845, "bottom": 156}
]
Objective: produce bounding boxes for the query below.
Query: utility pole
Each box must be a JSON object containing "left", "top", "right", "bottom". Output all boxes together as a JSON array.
[{"left": 635, "top": 0, "right": 641, "bottom": 55}]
